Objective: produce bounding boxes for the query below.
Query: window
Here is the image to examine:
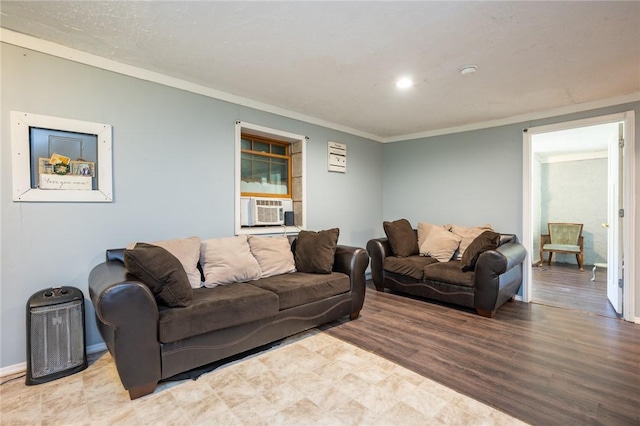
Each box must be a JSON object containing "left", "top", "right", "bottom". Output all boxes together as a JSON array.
[
  {"left": 235, "top": 121, "right": 306, "bottom": 234},
  {"left": 241, "top": 133, "right": 291, "bottom": 197}
]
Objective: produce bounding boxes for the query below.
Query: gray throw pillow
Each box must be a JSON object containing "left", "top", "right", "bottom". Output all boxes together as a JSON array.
[
  {"left": 383, "top": 219, "right": 418, "bottom": 257},
  {"left": 461, "top": 231, "right": 501, "bottom": 272},
  {"left": 294, "top": 228, "right": 340, "bottom": 274},
  {"left": 124, "top": 242, "right": 193, "bottom": 307}
]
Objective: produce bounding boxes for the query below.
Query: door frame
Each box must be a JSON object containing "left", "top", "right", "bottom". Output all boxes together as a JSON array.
[{"left": 521, "top": 111, "right": 636, "bottom": 322}]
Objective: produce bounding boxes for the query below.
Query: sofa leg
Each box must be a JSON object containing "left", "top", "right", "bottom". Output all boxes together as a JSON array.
[
  {"left": 350, "top": 310, "right": 361, "bottom": 320},
  {"left": 476, "top": 309, "right": 496, "bottom": 318},
  {"left": 128, "top": 382, "right": 157, "bottom": 400}
]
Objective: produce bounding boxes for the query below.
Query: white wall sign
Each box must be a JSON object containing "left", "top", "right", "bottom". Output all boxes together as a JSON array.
[{"left": 328, "top": 141, "right": 346, "bottom": 173}]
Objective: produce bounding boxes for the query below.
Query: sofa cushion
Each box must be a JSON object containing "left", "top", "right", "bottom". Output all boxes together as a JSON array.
[
  {"left": 423, "top": 261, "right": 474, "bottom": 287},
  {"left": 158, "top": 283, "right": 279, "bottom": 343},
  {"left": 124, "top": 243, "right": 193, "bottom": 307},
  {"left": 384, "top": 255, "right": 439, "bottom": 280},
  {"left": 294, "top": 228, "right": 339, "bottom": 274},
  {"left": 383, "top": 219, "right": 418, "bottom": 257},
  {"left": 200, "top": 235, "right": 262, "bottom": 287},
  {"left": 449, "top": 224, "right": 493, "bottom": 260},
  {"left": 461, "top": 231, "right": 501, "bottom": 272},
  {"left": 128, "top": 236, "right": 202, "bottom": 289},
  {"left": 419, "top": 225, "right": 462, "bottom": 262},
  {"left": 248, "top": 235, "right": 296, "bottom": 278},
  {"left": 249, "top": 272, "right": 350, "bottom": 310}
]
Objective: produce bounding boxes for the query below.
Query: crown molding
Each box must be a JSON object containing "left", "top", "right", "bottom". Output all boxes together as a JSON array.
[
  {"left": 0, "top": 28, "right": 382, "bottom": 142},
  {"left": 3, "top": 28, "right": 638, "bottom": 145},
  {"left": 383, "top": 92, "right": 640, "bottom": 143}
]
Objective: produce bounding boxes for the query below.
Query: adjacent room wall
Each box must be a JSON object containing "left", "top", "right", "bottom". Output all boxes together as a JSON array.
[
  {"left": 0, "top": 43, "right": 383, "bottom": 369},
  {"left": 540, "top": 157, "right": 608, "bottom": 266}
]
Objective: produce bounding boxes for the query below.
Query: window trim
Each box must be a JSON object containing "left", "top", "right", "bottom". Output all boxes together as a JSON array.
[{"left": 235, "top": 121, "right": 306, "bottom": 235}]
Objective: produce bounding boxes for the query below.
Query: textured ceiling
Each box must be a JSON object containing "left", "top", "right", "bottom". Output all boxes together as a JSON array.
[{"left": 1, "top": 1, "right": 639, "bottom": 141}]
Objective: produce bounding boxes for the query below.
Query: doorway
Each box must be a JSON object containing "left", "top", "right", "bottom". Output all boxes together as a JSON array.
[{"left": 521, "top": 111, "right": 636, "bottom": 322}]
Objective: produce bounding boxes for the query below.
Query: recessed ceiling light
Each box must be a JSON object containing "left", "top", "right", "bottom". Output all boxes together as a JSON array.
[
  {"left": 459, "top": 65, "right": 478, "bottom": 75},
  {"left": 396, "top": 77, "right": 414, "bottom": 89}
]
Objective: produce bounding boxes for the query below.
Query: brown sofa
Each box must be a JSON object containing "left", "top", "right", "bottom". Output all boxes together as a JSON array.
[
  {"left": 367, "top": 222, "right": 526, "bottom": 317},
  {"left": 88, "top": 234, "right": 369, "bottom": 399}
]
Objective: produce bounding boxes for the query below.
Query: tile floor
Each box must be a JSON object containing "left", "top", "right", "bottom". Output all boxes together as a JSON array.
[{"left": 0, "top": 330, "right": 526, "bottom": 425}]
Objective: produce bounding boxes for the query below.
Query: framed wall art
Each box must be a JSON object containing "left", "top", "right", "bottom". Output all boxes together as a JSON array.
[{"left": 11, "top": 111, "right": 113, "bottom": 202}]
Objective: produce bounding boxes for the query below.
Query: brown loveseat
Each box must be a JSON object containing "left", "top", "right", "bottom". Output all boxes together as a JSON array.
[
  {"left": 367, "top": 219, "right": 526, "bottom": 317},
  {"left": 89, "top": 232, "right": 368, "bottom": 399}
]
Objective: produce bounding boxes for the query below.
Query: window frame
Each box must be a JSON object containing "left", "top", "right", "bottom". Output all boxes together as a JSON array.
[
  {"left": 235, "top": 121, "right": 306, "bottom": 235},
  {"left": 240, "top": 133, "right": 292, "bottom": 198}
]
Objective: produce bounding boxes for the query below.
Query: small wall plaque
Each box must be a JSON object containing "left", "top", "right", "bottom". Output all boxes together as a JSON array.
[{"left": 328, "top": 141, "right": 346, "bottom": 173}]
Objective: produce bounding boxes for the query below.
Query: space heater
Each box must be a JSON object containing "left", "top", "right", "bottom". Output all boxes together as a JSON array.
[{"left": 26, "top": 286, "right": 87, "bottom": 385}]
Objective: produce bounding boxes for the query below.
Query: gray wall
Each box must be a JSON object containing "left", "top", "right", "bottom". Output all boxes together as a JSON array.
[
  {"left": 540, "top": 158, "right": 608, "bottom": 266},
  {"left": 0, "top": 43, "right": 383, "bottom": 368},
  {"left": 382, "top": 124, "right": 524, "bottom": 233}
]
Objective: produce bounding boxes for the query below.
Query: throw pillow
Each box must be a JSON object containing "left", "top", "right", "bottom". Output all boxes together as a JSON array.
[
  {"left": 417, "top": 222, "right": 435, "bottom": 251},
  {"left": 248, "top": 235, "right": 296, "bottom": 278},
  {"left": 449, "top": 224, "right": 493, "bottom": 260},
  {"left": 124, "top": 243, "right": 193, "bottom": 307},
  {"left": 417, "top": 222, "right": 451, "bottom": 251},
  {"left": 419, "top": 226, "right": 462, "bottom": 262},
  {"left": 127, "top": 236, "right": 202, "bottom": 289},
  {"left": 461, "top": 231, "right": 501, "bottom": 272},
  {"left": 200, "top": 235, "right": 262, "bottom": 287},
  {"left": 294, "top": 228, "right": 340, "bottom": 274},
  {"left": 383, "top": 219, "right": 418, "bottom": 257}
]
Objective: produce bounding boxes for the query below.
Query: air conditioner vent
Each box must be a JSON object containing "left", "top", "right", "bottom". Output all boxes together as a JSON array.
[{"left": 247, "top": 197, "right": 286, "bottom": 226}]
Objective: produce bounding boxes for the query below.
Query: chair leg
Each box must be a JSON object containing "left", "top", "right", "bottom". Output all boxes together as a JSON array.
[
  {"left": 547, "top": 252, "right": 553, "bottom": 266},
  {"left": 591, "top": 265, "right": 596, "bottom": 281},
  {"left": 576, "top": 253, "right": 584, "bottom": 271}
]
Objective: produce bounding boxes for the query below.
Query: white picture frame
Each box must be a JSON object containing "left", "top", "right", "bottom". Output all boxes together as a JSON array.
[{"left": 11, "top": 111, "right": 113, "bottom": 202}]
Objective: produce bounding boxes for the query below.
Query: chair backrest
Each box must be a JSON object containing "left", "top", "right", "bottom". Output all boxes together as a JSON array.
[{"left": 548, "top": 223, "right": 583, "bottom": 245}]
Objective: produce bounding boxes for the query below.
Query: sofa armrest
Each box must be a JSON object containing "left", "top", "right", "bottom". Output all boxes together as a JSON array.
[
  {"left": 474, "top": 241, "right": 527, "bottom": 315},
  {"left": 475, "top": 242, "right": 526, "bottom": 283},
  {"left": 88, "top": 258, "right": 161, "bottom": 396},
  {"left": 333, "top": 245, "right": 370, "bottom": 317},
  {"left": 366, "top": 238, "right": 391, "bottom": 291}
]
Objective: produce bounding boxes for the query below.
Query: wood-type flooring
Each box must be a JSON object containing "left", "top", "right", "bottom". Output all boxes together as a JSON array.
[
  {"left": 322, "top": 280, "right": 640, "bottom": 425},
  {"left": 531, "top": 262, "right": 618, "bottom": 318}
]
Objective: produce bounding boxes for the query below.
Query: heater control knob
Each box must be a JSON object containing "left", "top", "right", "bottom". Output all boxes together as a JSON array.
[{"left": 44, "top": 291, "right": 53, "bottom": 297}]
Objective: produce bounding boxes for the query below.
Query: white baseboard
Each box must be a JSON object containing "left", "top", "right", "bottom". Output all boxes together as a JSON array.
[
  {"left": 0, "top": 343, "right": 107, "bottom": 378},
  {"left": 0, "top": 362, "right": 26, "bottom": 378}
]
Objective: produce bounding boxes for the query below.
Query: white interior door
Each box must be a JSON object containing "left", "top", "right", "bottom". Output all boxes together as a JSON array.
[{"left": 606, "top": 123, "right": 623, "bottom": 314}]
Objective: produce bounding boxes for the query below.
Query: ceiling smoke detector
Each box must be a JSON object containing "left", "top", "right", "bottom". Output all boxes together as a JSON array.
[{"left": 459, "top": 65, "right": 478, "bottom": 75}]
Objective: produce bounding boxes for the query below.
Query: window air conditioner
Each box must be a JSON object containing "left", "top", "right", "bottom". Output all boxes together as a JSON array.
[{"left": 248, "top": 198, "right": 285, "bottom": 226}]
